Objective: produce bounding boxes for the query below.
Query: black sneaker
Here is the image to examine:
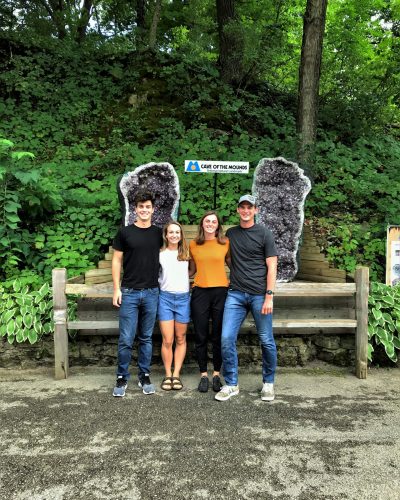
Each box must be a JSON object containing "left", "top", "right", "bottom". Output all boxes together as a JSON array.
[
  {"left": 198, "top": 376, "right": 209, "bottom": 393},
  {"left": 212, "top": 375, "right": 222, "bottom": 392},
  {"left": 113, "top": 376, "right": 128, "bottom": 397}
]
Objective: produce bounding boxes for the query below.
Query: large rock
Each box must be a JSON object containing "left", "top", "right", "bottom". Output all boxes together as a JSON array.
[
  {"left": 252, "top": 157, "right": 311, "bottom": 282},
  {"left": 118, "top": 162, "right": 180, "bottom": 228}
]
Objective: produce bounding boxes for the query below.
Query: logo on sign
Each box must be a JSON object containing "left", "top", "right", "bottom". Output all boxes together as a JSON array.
[{"left": 185, "top": 161, "right": 201, "bottom": 172}]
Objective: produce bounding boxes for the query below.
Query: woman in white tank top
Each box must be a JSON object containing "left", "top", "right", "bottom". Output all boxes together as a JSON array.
[{"left": 158, "top": 221, "right": 193, "bottom": 390}]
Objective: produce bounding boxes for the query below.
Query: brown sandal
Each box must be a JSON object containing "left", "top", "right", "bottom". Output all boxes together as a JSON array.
[
  {"left": 172, "top": 377, "right": 183, "bottom": 390},
  {"left": 161, "top": 377, "right": 173, "bottom": 391}
]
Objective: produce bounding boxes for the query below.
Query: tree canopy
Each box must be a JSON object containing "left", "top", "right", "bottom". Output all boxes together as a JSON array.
[{"left": 0, "top": 0, "right": 400, "bottom": 284}]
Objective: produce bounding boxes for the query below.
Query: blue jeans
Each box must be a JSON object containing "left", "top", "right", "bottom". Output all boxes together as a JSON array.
[
  {"left": 221, "top": 289, "right": 277, "bottom": 385},
  {"left": 117, "top": 287, "right": 159, "bottom": 379}
]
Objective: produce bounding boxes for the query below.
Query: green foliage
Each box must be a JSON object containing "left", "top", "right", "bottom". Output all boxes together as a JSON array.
[
  {"left": 310, "top": 215, "right": 385, "bottom": 281},
  {"left": 321, "top": 0, "right": 400, "bottom": 137},
  {"left": 309, "top": 134, "right": 400, "bottom": 222},
  {"left": 31, "top": 205, "right": 118, "bottom": 278},
  {"left": 0, "top": 279, "right": 53, "bottom": 345},
  {"left": 0, "top": 138, "right": 61, "bottom": 279},
  {"left": 368, "top": 282, "right": 400, "bottom": 363}
]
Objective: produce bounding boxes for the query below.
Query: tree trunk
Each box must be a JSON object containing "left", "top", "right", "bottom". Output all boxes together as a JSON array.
[
  {"left": 148, "top": 0, "right": 161, "bottom": 50},
  {"left": 136, "top": 0, "right": 146, "bottom": 29},
  {"left": 297, "top": 0, "right": 328, "bottom": 167},
  {"left": 40, "top": 0, "right": 67, "bottom": 39},
  {"left": 216, "top": 0, "right": 244, "bottom": 85},
  {"left": 76, "top": 0, "right": 93, "bottom": 43}
]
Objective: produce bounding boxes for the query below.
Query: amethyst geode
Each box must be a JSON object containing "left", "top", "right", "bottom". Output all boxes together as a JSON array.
[
  {"left": 253, "top": 157, "right": 311, "bottom": 282},
  {"left": 118, "top": 162, "right": 180, "bottom": 228}
]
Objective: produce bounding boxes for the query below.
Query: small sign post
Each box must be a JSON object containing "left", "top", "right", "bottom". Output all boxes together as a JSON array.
[
  {"left": 386, "top": 225, "right": 400, "bottom": 286},
  {"left": 184, "top": 160, "right": 249, "bottom": 209}
]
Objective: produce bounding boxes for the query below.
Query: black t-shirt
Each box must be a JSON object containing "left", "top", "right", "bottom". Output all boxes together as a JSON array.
[
  {"left": 226, "top": 224, "right": 278, "bottom": 295},
  {"left": 113, "top": 224, "right": 163, "bottom": 289}
]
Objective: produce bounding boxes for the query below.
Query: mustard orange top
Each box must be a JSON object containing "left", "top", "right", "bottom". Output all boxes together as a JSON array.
[{"left": 189, "top": 238, "right": 229, "bottom": 288}]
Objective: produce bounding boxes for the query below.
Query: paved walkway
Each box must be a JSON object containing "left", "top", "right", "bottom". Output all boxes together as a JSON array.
[{"left": 1, "top": 364, "right": 400, "bottom": 500}]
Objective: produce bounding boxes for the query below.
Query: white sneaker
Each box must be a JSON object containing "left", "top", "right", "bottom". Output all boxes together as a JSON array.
[
  {"left": 261, "top": 382, "right": 275, "bottom": 401},
  {"left": 215, "top": 384, "right": 239, "bottom": 401}
]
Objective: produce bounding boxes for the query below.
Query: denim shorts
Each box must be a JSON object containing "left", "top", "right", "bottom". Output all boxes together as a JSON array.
[{"left": 158, "top": 290, "right": 191, "bottom": 323}]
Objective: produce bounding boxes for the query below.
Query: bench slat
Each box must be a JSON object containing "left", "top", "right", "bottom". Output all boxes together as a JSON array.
[
  {"left": 65, "top": 282, "right": 357, "bottom": 298},
  {"left": 68, "top": 318, "right": 357, "bottom": 331}
]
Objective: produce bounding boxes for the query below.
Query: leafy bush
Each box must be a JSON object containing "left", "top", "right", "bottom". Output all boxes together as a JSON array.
[
  {"left": 0, "top": 279, "right": 54, "bottom": 345},
  {"left": 368, "top": 282, "right": 400, "bottom": 363},
  {"left": 309, "top": 215, "right": 386, "bottom": 281},
  {"left": 0, "top": 138, "right": 62, "bottom": 279}
]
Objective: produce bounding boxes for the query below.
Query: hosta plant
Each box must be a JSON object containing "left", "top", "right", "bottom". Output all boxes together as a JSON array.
[
  {"left": 368, "top": 282, "right": 400, "bottom": 363},
  {"left": 0, "top": 279, "right": 54, "bottom": 344}
]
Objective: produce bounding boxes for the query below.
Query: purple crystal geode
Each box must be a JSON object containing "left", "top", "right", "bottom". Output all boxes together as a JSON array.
[
  {"left": 253, "top": 157, "right": 311, "bottom": 282},
  {"left": 118, "top": 162, "right": 180, "bottom": 228}
]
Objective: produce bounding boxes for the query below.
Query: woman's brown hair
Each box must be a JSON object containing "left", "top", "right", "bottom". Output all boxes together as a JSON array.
[
  {"left": 194, "top": 211, "right": 227, "bottom": 245},
  {"left": 161, "top": 220, "right": 190, "bottom": 261}
]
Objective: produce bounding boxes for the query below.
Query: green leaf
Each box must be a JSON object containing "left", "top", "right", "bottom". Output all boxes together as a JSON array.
[
  {"left": 368, "top": 324, "right": 376, "bottom": 339},
  {"left": 16, "top": 315, "right": 23, "bottom": 329},
  {"left": 11, "top": 151, "right": 35, "bottom": 161},
  {"left": 23, "top": 314, "right": 33, "bottom": 329},
  {"left": 376, "top": 327, "right": 388, "bottom": 342},
  {"left": 33, "top": 321, "right": 42, "bottom": 335},
  {"left": 381, "top": 295, "right": 395, "bottom": 306},
  {"left": 0, "top": 324, "right": 7, "bottom": 337},
  {"left": 37, "top": 282, "right": 50, "bottom": 300},
  {"left": 393, "top": 337, "right": 400, "bottom": 349},
  {"left": 0, "top": 138, "right": 14, "bottom": 149},
  {"left": 16, "top": 330, "right": 24, "bottom": 343},
  {"left": 387, "top": 321, "right": 395, "bottom": 332},
  {"left": 382, "top": 313, "right": 392, "bottom": 323},
  {"left": 43, "top": 323, "right": 52, "bottom": 334},
  {"left": 384, "top": 343, "right": 397, "bottom": 363},
  {"left": 5, "top": 213, "right": 21, "bottom": 223},
  {"left": 12, "top": 280, "right": 21, "bottom": 292},
  {"left": 2, "top": 308, "right": 16, "bottom": 324},
  {"left": 28, "top": 330, "right": 38, "bottom": 344},
  {"left": 7, "top": 334, "right": 15, "bottom": 344},
  {"left": 16, "top": 297, "right": 25, "bottom": 307},
  {"left": 6, "top": 320, "right": 15, "bottom": 336},
  {"left": 372, "top": 308, "right": 382, "bottom": 321}
]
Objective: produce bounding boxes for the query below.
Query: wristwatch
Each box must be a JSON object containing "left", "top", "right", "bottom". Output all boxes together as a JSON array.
[{"left": 266, "top": 290, "right": 274, "bottom": 296}]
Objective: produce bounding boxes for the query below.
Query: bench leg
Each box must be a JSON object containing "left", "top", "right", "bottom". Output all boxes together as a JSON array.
[
  {"left": 355, "top": 267, "right": 369, "bottom": 379},
  {"left": 53, "top": 268, "right": 69, "bottom": 379}
]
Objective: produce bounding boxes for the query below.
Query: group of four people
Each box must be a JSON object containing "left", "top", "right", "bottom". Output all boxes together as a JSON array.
[{"left": 111, "top": 190, "right": 278, "bottom": 402}]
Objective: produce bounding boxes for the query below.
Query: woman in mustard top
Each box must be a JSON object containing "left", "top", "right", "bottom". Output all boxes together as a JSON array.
[{"left": 189, "top": 211, "right": 230, "bottom": 393}]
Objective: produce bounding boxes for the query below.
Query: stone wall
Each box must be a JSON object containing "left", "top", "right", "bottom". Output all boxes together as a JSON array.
[{"left": 0, "top": 331, "right": 355, "bottom": 370}]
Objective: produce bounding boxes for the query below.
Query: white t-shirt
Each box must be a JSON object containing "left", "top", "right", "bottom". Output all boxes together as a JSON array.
[{"left": 159, "top": 249, "right": 190, "bottom": 293}]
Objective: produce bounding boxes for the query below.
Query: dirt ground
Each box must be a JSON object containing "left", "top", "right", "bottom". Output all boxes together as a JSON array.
[{"left": 0, "top": 363, "right": 399, "bottom": 500}]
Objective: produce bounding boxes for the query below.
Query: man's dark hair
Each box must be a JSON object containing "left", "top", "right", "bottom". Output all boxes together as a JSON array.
[{"left": 133, "top": 190, "right": 155, "bottom": 207}]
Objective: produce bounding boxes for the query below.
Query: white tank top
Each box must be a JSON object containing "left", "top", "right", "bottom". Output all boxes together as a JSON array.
[{"left": 159, "top": 249, "right": 190, "bottom": 293}]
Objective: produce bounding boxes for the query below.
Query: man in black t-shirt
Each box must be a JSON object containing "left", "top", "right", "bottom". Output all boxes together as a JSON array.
[
  {"left": 215, "top": 194, "right": 278, "bottom": 402},
  {"left": 112, "top": 190, "right": 163, "bottom": 397}
]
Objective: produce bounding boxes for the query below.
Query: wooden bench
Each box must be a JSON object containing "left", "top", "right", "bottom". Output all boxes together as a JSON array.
[{"left": 52, "top": 267, "right": 369, "bottom": 380}]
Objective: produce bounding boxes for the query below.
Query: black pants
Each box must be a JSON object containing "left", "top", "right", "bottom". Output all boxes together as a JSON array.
[{"left": 191, "top": 287, "right": 228, "bottom": 373}]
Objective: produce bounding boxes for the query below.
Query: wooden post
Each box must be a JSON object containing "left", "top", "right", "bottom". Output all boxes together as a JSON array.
[
  {"left": 355, "top": 267, "right": 369, "bottom": 379},
  {"left": 52, "top": 268, "right": 69, "bottom": 379}
]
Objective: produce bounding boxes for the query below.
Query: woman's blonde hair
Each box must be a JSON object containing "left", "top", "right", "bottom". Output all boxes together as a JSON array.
[
  {"left": 162, "top": 220, "right": 190, "bottom": 261},
  {"left": 195, "top": 211, "right": 227, "bottom": 245}
]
